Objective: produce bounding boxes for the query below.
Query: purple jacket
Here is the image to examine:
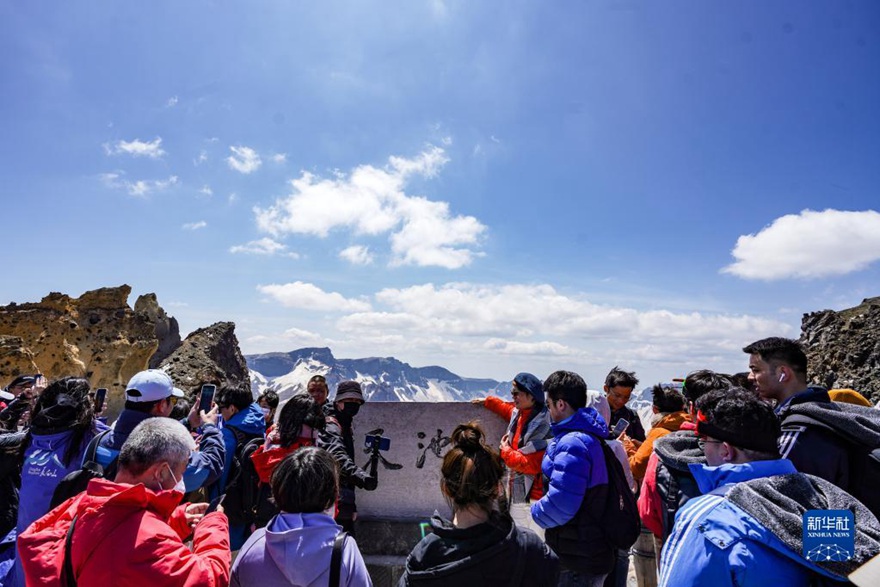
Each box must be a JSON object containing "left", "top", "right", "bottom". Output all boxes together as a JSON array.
[{"left": 231, "top": 512, "right": 373, "bottom": 587}]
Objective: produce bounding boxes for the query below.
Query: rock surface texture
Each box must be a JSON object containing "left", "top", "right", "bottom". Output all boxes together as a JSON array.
[
  {"left": 801, "top": 296, "right": 880, "bottom": 403},
  {"left": 159, "top": 321, "right": 250, "bottom": 397},
  {"left": 0, "top": 285, "right": 179, "bottom": 414}
]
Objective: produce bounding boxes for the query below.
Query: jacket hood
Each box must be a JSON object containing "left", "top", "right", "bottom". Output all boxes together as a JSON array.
[
  {"left": 689, "top": 458, "right": 798, "bottom": 494},
  {"left": 655, "top": 411, "right": 690, "bottom": 432},
  {"left": 226, "top": 403, "right": 268, "bottom": 436},
  {"left": 404, "top": 512, "right": 514, "bottom": 579},
  {"left": 551, "top": 407, "right": 608, "bottom": 438},
  {"left": 251, "top": 441, "right": 312, "bottom": 484},
  {"left": 653, "top": 429, "right": 705, "bottom": 472},
  {"left": 264, "top": 512, "right": 343, "bottom": 584},
  {"left": 727, "top": 470, "right": 880, "bottom": 579},
  {"left": 781, "top": 399, "right": 880, "bottom": 447}
]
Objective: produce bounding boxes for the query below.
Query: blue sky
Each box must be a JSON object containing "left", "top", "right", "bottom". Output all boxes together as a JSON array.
[{"left": 2, "top": 1, "right": 879, "bottom": 388}]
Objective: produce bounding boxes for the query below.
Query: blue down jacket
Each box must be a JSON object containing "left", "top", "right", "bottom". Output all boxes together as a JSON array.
[
  {"left": 659, "top": 459, "right": 874, "bottom": 587},
  {"left": 530, "top": 408, "right": 613, "bottom": 575}
]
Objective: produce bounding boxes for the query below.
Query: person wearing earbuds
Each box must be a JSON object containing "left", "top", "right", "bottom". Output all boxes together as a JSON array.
[
  {"left": 317, "top": 380, "right": 378, "bottom": 536},
  {"left": 743, "top": 338, "right": 853, "bottom": 497},
  {"left": 18, "top": 417, "right": 231, "bottom": 586},
  {"left": 659, "top": 388, "right": 879, "bottom": 587}
]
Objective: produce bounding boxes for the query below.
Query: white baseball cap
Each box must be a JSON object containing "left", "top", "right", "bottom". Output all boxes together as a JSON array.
[{"left": 125, "top": 370, "right": 185, "bottom": 403}]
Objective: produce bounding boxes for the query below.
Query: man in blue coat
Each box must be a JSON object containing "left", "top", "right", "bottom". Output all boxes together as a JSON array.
[
  {"left": 530, "top": 370, "right": 613, "bottom": 587},
  {"left": 660, "top": 388, "right": 880, "bottom": 587}
]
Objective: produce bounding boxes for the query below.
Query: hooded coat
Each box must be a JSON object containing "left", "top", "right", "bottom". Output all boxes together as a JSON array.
[
  {"left": 659, "top": 459, "right": 880, "bottom": 587},
  {"left": 399, "top": 512, "right": 558, "bottom": 587},
  {"left": 530, "top": 407, "right": 613, "bottom": 575},
  {"left": 625, "top": 410, "right": 689, "bottom": 481},
  {"left": 17, "top": 478, "right": 230, "bottom": 587},
  {"left": 231, "top": 512, "right": 371, "bottom": 587}
]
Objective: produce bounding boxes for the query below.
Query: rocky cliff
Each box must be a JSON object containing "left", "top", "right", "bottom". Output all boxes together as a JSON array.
[
  {"left": 0, "top": 285, "right": 180, "bottom": 414},
  {"left": 159, "top": 321, "right": 250, "bottom": 397},
  {"left": 801, "top": 296, "right": 880, "bottom": 403}
]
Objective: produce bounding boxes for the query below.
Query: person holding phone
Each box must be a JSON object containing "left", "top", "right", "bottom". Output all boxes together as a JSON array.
[{"left": 18, "top": 418, "right": 231, "bottom": 586}]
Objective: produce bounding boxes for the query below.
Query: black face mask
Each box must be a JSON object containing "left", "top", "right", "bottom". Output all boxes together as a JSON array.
[{"left": 340, "top": 402, "right": 361, "bottom": 418}]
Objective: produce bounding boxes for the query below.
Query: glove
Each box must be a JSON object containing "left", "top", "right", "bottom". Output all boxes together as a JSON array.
[{"left": 362, "top": 475, "right": 378, "bottom": 491}]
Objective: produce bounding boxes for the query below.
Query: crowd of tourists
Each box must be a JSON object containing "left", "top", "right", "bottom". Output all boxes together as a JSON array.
[{"left": 1, "top": 336, "right": 879, "bottom": 586}]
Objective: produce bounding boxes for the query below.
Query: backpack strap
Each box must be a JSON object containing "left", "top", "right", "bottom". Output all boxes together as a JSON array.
[
  {"left": 329, "top": 531, "right": 348, "bottom": 587},
  {"left": 82, "top": 429, "right": 113, "bottom": 466},
  {"left": 63, "top": 516, "right": 78, "bottom": 587}
]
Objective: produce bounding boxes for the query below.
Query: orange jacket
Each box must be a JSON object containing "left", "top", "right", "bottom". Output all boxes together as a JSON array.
[
  {"left": 625, "top": 411, "right": 690, "bottom": 482},
  {"left": 485, "top": 396, "right": 545, "bottom": 500},
  {"left": 18, "top": 478, "right": 230, "bottom": 587}
]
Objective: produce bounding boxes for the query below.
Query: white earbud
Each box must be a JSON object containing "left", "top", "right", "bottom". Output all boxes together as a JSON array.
[{"left": 778, "top": 373, "right": 786, "bottom": 383}]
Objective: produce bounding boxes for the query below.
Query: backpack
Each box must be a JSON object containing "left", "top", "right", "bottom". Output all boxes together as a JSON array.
[
  {"left": 221, "top": 428, "right": 268, "bottom": 528},
  {"left": 50, "top": 430, "right": 117, "bottom": 509},
  {"left": 781, "top": 402, "right": 880, "bottom": 519},
  {"left": 592, "top": 437, "right": 641, "bottom": 550}
]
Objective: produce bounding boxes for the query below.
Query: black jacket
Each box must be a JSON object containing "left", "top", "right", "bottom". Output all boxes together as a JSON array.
[
  {"left": 316, "top": 404, "right": 370, "bottom": 507},
  {"left": 399, "top": 512, "right": 558, "bottom": 587},
  {"left": 609, "top": 405, "right": 645, "bottom": 442},
  {"left": 653, "top": 429, "right": 705, "bottom": 540},
  {"left": 0, "top": 431, "right": 26, "bottom": 541}
]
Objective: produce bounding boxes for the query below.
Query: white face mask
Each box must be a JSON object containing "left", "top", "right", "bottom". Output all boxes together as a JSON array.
[
  {"left": 260, "top": 407, "right": 272, "bottom": 418},
  {"left": 165, "top": 463, "right": 186, "bottom": 494}
]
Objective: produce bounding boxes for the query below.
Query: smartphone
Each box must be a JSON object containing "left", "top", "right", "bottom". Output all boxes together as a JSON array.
[
  {"left": 205, "top": 493, "right": 225, "bottom": 514},
  {"left": 199, "top": 384, "right": 216, "bottom": 413},
  {"left": 94, "top": 388, "right": 108, "bottom": 412},
  {"left": 365, "top": 434, "right": 391, "bottom": 452},
  {"left": 611, "top": 418, "right": 629, "bottom": 438}
]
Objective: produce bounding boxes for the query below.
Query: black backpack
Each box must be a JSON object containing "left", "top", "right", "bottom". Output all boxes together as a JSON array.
[
  {"left": 222, "top": 428, "right": 269, "bottom": 528},
  {"left": 591, "top": 437, "right": 640, "bottom": 550},
  {"left": 50, "top": 429, "right": 117, "bottom": 509}
]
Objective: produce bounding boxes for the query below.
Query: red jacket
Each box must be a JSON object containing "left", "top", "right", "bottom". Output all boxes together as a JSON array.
[
  {"left": 638, "top": 420, "right": 697, "bottom": 538},
  {"left": 484, "top": 396, "right": 545, "bottom": 500},
  {"left": 250, "top": 437, "right": 314, "bottom": 484},
  {"left": 18, "top": 478, "right": 231, "bottom": 587}
]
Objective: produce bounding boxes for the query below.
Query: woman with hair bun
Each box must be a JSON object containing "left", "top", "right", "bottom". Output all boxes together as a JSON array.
[{"left": 399, "top": 422, "right": 558, "bottom": 586}]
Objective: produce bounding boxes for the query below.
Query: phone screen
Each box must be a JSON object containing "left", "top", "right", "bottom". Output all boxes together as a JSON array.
[
  {"left": 94, "top": 388, "right": 108, "bottom": 412},
  {"left": 611, "top": 418, "right": 629, "bottom": 438},
  {"left": 199, "top": 384, "right": 216, "bottom": 413}
]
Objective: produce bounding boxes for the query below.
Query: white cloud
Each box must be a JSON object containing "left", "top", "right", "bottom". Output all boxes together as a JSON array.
[
  {"left": 194, "top": 150, "right": 208, "bottom": 166},
  {"left": 104, "top": 137, "right": 166, "bottom": 159},
  {"left": 723, "top": 209, "right": 880, "bottom": 280},
  {"left": 182, "top": 221, "right": 207, "bottom": 230},
  {"left": 257, "top": 281, "right": 371, "bottom": 312},
  {"left": 166, "top": 96, "right": 178, "bottom": 107},
  {"left": 483, "top": 339, "right": 575, "bottom": 356},
  {"left": 339, "top": 245, "right": 374, "bottom": 265},
  {"left": 229, "top": 237, "right": 298, "bottom": 258},
  {"left": 227, "top": 145, "right": 262, "bottom": 174},
  {"left": 228, "top": 193, "right": 239, "bottom": 204},
  {"left": 253, "top": 145, "right": 486, "bottom": 269},
  {"left": 199, "top": 185, "right": 213, "bottom": 197},
  {"left": 272, "top": 153, "right": 287, "bottom": 164},
  {"left": 99, "top": 171, "right": 178, "bottom": 197}
]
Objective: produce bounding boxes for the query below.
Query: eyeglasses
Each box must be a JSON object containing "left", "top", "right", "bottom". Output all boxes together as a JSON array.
[
  {"left": 697, "top": 438, "right": 723, "bottom": 450},
  {"left": 608, "top": 389, "right": 632, "bottom": 402}
]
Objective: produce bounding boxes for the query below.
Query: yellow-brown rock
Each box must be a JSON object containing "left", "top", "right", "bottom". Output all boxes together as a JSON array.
[{"left": 0, "top": 285, "right": 179, "bottom": 415}]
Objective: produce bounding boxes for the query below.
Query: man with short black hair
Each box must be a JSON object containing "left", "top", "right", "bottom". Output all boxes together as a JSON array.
[
  {"left": 531, "top": 370, "right": 613, "bottom": 586},
  {"left": 604, "top": 367, "right": 645, "bottom": 444},
  {"left": 0, "top": 374, "right": 46, "bottom": 430},
  {"left": 743, "top": 337, "right": 852, "bottom": 493},
  {"left": 97, "top": 369, "right": 225, "bottom": 494},
  {"left": 659, "top": 389, "right": 880, "bottom": 586},
  {"left": 307, "top": 374, "right": 329, "bottom": 406}
]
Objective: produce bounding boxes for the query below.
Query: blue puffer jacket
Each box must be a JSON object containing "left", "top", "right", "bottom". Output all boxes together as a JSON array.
[
  {"left": 98, "top": 409, "right": 226, "bottom": 492},
  {"left": 217, "top": 403, "right": 267, "bottom": 493},
  {"left": 659, "top": 460, "right": 851, "bottom": 587},
  {"left": 530, "top": 408, "right": 613, "bottom": 575}
]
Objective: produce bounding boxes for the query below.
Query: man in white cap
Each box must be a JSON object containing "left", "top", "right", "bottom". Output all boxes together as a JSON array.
[{"left": 95, "top": 369, "right": 226, "bottom": 492}]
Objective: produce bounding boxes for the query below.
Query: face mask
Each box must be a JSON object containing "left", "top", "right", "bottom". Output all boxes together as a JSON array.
[
  {"left": 260, "top": 407, "right": 272, "bottom": 418},
  {"left": 340, "top": 402, "right": 360, "bottom": 417},
  {"left": 323, "top": 504, "right": 336, "bottom": 518},
  {"left": 165, "top": 463, "right": 186, "bottom": 494}
]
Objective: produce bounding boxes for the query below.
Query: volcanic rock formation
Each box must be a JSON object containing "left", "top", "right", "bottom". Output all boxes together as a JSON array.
[
  {"left": 159, "top": 321, "right": 250, "bottom": 397},
  {"left": 801, "top": 296, "right": 880, "bottom": 404},
  {"left": 0, "top": 285, "right": 180, "bottom": 414}
]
